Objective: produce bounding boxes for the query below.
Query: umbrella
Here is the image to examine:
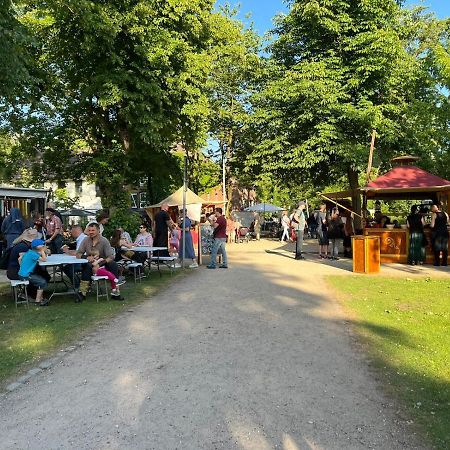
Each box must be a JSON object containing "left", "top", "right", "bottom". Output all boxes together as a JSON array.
[
  {"left": 61, "top": 208, "right": 92, "bottom": 217},
  {"left": 244, "top": 203, "right": 284, "bottom": 213}
]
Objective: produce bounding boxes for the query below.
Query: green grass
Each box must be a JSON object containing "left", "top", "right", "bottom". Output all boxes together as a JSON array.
[
  {"left": 327, "top": 276, "right": 450, "bottom": 448},
  {"left": 0, "top": 271, "right": 183, "bottom": 386}
]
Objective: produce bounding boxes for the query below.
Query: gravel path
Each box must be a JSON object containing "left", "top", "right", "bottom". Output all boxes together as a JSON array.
[{"left": 0, "top": 240, "right": 430, "bottom": 449}]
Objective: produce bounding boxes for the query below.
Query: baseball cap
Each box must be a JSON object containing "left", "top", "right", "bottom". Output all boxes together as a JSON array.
[{"left": 31, "top": 239, "right": 45, "bottom": 249}]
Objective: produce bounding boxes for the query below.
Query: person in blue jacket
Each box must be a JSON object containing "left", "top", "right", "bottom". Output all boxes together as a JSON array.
[{"left": 1, "top": 208, "right": 24, "bottom": 249}]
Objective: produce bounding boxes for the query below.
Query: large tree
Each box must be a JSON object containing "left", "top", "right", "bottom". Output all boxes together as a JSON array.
[
  {"left": 2, "top": 0, "right": 218, "bottom": 206},
  {"left": 246, "top": 0, "right": 445, "bottom": 214}
]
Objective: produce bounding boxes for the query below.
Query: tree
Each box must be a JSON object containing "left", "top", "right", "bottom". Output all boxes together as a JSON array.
[
  {"left": 3, "top": 0, "right": 218, "bottom": 208},
  {"left": 246, "top": 0, "right": 444, "bottom": 217},
  {"left": 207, "top": 4, "right": 262, "bottom": 211}
]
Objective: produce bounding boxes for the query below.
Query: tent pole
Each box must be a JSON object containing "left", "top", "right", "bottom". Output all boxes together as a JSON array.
[{"left": 182, "top": 154, "right": 187, "bottom": 268}]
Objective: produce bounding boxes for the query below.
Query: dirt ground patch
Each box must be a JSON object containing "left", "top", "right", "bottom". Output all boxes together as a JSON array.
[{"left": 0, "top": 239, "right": 435, "bottom": 449}]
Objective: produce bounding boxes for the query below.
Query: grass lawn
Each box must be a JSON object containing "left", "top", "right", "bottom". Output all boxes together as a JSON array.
[
  {"left": 0, "top": 270, "right": 183, "bottom": 387},
  {"left": 327, "top": 276, "right": 450, "bottom": 448}
]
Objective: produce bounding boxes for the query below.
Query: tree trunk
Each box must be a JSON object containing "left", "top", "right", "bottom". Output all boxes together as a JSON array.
[{"left": 347, "top": 167, "right": 362, "bottom": 233}]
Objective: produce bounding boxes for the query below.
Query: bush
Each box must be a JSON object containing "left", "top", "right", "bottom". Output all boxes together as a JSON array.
[{"left": 103, "top": 208, "right": 143, "bottom": 241}]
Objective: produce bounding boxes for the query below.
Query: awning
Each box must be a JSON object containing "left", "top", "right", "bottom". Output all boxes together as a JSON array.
[{"left": 0, "top": 186, "right": 49, "bottom": 199}]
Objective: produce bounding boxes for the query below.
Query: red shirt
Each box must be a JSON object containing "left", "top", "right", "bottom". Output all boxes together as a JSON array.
[{"left": 213, "top": 215, "right": 227, "bottom": 239}]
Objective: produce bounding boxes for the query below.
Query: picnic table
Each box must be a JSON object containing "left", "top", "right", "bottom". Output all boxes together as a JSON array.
[{"left": 39, "top": 254, "right": 88, "bottom": 301}]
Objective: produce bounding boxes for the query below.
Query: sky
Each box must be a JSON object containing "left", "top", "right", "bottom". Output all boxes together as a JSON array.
[{"left": 216, "top": 1, "right": 450, "bottom": 36}]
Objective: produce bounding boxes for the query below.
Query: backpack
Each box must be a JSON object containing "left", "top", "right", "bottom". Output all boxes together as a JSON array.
[{"left": 0, "top": 247, "right": 12, "bottom": 270}]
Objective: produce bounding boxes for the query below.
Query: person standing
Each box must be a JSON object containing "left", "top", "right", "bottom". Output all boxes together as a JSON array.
[
  {"left": 342, "top": 213, "right": 354, "bottom": 258},
  {"left": 44, "top": 207, "right": 64, "bottom": 254},
  {"left": 207, "top": 208, "right": 228, "bottom": 269},
  {"left": 179, "top": 211, "right": 198, "bottom": 268},
  {"left": 328, "top": 207, "right": 344, "bottom": 260},
  {"left": 315, "top": 203, "right": 329, "bottom": 259},
  {"left": 280, "top": 211, "right": 290, "bottom": 242},
  {"left": 430, "top": 204, "right": 449, "bottom": 266},
  {"left": 293, "top": 202, "right": 306, "bottom": 260},
  {"left": 253, "top": 213, "right": 261, "bottom": 241},
  {"left": 153, "top": 203, "right": 174, "bottom": 257},
  {"left": 1, "top": 207, "right": 24, "bottom": 249},
  {"left": 407, "top": 205, "right": 426, "bottom": 265}
]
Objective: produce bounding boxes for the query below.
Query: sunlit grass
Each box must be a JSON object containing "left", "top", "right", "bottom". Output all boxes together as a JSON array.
[
  {"left": 328, "top": 276, "right": 450, "bottom": 448},
  {"left": 0, "top": 270, "right": 183, "bottom": 384}
]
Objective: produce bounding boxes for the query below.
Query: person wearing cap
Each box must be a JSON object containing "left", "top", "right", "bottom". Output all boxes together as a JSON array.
[
  {"left": 293, "top": 202, "right": 307, "bottom": 260},
  {"left": 18, "top": 239, "right": 49, "bottom": 305},
  {"left": 7, "top": 229, "right": 51, "bottom": 299}
]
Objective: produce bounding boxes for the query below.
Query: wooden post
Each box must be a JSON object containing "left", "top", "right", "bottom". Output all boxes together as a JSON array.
[{"left": 366, "top": 129, "right": 377, "bottom": 184}]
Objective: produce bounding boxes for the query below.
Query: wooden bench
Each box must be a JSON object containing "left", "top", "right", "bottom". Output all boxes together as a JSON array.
[{"left": 10, "top": 280, "right": 29, "bottom": 308}]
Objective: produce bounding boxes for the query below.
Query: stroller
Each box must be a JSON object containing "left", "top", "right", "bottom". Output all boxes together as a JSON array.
[{"left": 237, "top": 226, "right": 252, "bottom": 243}]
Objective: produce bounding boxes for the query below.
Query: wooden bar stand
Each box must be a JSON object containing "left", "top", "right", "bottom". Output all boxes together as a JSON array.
[{"left": 352, "top": 235, "right": 380, "bottom": 274}]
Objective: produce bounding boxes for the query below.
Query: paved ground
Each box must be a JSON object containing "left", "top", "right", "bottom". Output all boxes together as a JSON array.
[{"left": 1, "top": 239, "right": 443, "bottom": 449}]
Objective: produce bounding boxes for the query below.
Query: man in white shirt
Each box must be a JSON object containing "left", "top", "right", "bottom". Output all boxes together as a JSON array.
[{"left": 61, "top": 225, "right": 87, "bottom": 292}]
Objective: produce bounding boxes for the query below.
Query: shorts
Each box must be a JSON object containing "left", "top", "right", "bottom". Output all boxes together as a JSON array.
[{"left": 317, "top": 230, "right": 329, "bottom": 246}]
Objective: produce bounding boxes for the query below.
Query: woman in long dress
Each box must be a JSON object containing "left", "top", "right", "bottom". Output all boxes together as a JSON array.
[
  {"left": 407, "top": 205, "right": 426, "bottom": 265},
  {"left": 179, "top": 213, "right": 198, "bottom": 268}
]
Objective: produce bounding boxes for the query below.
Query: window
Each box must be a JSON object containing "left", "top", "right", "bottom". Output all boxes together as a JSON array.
[{"left": 75, "top": 181, "right": 83, "bottom": 195}]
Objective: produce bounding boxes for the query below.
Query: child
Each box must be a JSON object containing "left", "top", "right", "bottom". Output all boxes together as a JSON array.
[
  {"left": 18, "top": 239, "right": 49, "bottom": 305},
  {"left": 87, "top": 249, "right": 125, "bottom": 298},
  {"left": 169, "top": 224, "right": 180, "bottom": 256}
]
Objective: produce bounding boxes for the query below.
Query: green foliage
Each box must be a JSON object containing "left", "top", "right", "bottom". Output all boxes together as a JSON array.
[
  {"left": 102, "top": 208, "right": 143, "bottom": 241},
  {"left": 245, "top": 0, "right": 449, "bottom": 193},
  {"left": 53, "top": 188, "right": 79, "bottom": 210}
]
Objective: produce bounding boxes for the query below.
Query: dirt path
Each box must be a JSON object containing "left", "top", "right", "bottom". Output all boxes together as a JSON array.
[{"left": 0, "top": 240, "right": 429, "bottom": 449}]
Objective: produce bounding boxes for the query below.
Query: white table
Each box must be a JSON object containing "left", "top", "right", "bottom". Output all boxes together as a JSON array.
[
  {"left": 121, "top": 246, "right": 167, "bottom": 252},
  {"left": 39, "top": 255, "right": 88, "bottom": 301}
]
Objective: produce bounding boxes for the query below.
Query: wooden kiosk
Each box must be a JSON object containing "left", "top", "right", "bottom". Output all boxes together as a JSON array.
[{"left": 360, "top": 156, "right": 450, "bottom": 264}]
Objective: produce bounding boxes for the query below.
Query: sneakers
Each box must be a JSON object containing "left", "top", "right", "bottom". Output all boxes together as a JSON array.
[
  {"left": 189, "top": 262, "right": 199, "bottom": 268},
  {"left": 111, "top": 290, "right": 125, "bottom": 300},
  {"left": 174, "top": 263, "right": 182, "bottom": 268},
  {"left": 206, "top": 265, "right": 216, "bottom": 269},
  {"left": 219, "top": 265, "right": 228, "bottom": 269},
  {"left": 116, "top": 278, "right": 126, "bottom": 287}
]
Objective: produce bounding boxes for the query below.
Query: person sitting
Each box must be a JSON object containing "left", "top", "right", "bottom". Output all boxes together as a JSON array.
[
  {"left": 119, "top": 227, "right": 132, "bottom": 244},
  {"left": 134, "top": 223, "right": 153, "bottom": 247},
  {"left": 76, "top": 222, "right": 122, "bottom": 301},
  {"left": 18, "top": 239, "right": 49, "bottom": 305},
  {"left": 110, "top": 228, "right": 146, "bottom": 263},
  {"left": 87, "top": 249, "right": 125, "bottom": 298},
  {"left": 60, "top": 225, "right": 86, "bottom": 289},
  {"left": 7, "top": 228, "right": 50, "bottom": 300},
  {"left": 96, "top": 211, "right": 110, "bottom": 235}
]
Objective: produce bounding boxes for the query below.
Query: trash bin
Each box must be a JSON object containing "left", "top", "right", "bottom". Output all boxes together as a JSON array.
[{"left": 352, "top": 235, "right": 380, "bottom": 273}]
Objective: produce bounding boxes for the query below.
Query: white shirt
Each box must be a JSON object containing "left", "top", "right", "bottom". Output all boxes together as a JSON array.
[{"left": 76, "top": 233, "right": 87, "bottom": 250}]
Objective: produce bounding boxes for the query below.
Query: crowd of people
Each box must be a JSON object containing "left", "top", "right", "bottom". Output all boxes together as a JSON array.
[
  {"left": 0, "top": 203, "right": 207, "bottom": 305},
  {"left": 1, "top": 199, "right": 449, "bottom": 306}
]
